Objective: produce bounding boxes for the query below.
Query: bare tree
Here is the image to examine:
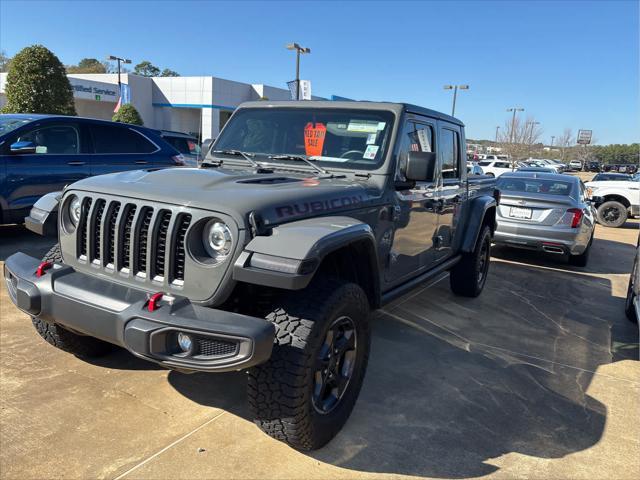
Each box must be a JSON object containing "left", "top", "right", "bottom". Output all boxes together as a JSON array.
[
  {"left": 498, "top": 115, "right": 543, "bottom": 167},
  {"left": 556, "top": 128, "right": 574, "bottom": 162}
]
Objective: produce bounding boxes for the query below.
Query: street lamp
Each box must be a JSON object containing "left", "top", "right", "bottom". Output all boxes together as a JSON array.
[
  {"left": 525, "top": 121, "right": 541, "bottom": 144},
  {"left": 506, "top": 107, "right": 525, "bottom": 143},
  {"left": 107, "top": 55, "right": 132, "bottom": 91},
  {"left": 286, "top": 43, "right": 311, "bottom": 100},
  {"left": 443, "top": 84, "right": 469, "bottom": 117},
  {"left": 550, "top": 135, "right": 555, "bottom": 147},
  {"left": 495, "top": 126, "right": 500, "bottom": 143}
]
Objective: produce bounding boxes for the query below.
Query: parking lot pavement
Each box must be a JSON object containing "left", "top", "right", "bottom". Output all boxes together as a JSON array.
[{"left": 1, "top": 221, "right": 638, "bottom": 480}]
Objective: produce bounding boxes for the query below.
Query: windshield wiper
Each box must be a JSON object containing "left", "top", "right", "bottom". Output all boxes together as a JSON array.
[
  {"left": 210, "top": 150, "right": 273, "bottom": 172},
  {"left": 267, "top": 154, "right": 329, "bottom": 175}
]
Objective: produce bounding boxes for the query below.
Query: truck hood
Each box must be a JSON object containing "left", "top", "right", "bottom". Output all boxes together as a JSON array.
[{"left": 68, "top": 167, "right": 383, "bottom": 227}]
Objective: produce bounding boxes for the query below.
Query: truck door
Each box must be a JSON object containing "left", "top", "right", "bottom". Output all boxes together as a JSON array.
[
  {"left": 433, "top": 122, "right": 465, "bottom": 263},
  {"left": 386, "top": 119, "right": 439, "bottom": 285}
]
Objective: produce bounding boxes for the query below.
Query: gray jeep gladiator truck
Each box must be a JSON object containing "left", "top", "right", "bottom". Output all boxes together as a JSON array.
[{"left": 4, "top": 101, "right": 497, "bottom": 450}]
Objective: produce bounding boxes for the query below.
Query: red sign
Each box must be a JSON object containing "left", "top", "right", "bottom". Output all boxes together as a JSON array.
[{"left": 304, "top": 122, "right": 326, "bottom": 157}]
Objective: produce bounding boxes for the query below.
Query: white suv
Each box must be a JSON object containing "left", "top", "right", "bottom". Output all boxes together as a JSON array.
[{"left": 477, "top": 160, "right": 513, "bottom": 177}]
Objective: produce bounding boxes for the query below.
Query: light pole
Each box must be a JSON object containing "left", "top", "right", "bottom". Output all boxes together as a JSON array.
[
  {"left": 506, "top": 107, "right": 524, "bottom": 143},
  {"left": 286, "top": 43, "right": 311, "bottom": 100},
  {"left": 495, "top": 126, "right": 500, "bottom": 143},
  {"left": 443, "top": 84, "right": 469, "bottom": 117},
  {"left": 107, "top": 55, "right": 132, "bottom": 92},
  {"left": 550, "top": 135, "right": 555, "bottom": 147},
  {"left": 525, "top": 121, "right": 540, "bottom": 144}
]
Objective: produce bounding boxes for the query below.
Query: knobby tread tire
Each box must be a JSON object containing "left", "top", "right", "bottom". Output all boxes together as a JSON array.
[
  {"left": 450, "top": 225, "right": 492, "bottom": 297},
  {"left": 247, "top": 277, "right": 370, "bottom": 451},
  {"left": 31, "top": 244, "right": 116, "bottom": 358}
]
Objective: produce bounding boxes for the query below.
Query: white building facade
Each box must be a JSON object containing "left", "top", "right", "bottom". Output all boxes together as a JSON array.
[{"left": 0, "top": 73, "right": 322, "bottom": 141}]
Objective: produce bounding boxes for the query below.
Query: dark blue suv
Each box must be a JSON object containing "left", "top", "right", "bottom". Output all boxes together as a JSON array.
[{"left": 0, "top": 114, "right": 184, "bottom": 224}]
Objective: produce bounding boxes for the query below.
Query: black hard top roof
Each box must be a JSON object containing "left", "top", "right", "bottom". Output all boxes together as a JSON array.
[{"left": 237, "top": 100, "right": 464, "bottom": 127}]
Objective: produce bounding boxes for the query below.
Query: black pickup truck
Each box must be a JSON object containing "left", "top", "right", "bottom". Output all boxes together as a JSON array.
[{"left": 5, "top": 101, "right": 497, "bottom": 450}]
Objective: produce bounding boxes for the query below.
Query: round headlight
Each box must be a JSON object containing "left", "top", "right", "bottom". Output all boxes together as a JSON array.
[
  {"left": 203, "top": 220, "right": 233, "bottom": 258},
  {"left": 69, "top": 196, "right": 81, "bottom": 226}
]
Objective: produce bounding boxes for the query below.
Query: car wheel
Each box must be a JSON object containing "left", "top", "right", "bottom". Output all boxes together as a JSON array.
[
  {"left": 596, "top": 201, "right": 627, "bottom": 228},
  {"left": 31, "top": 244, "right": 117, "bottom": 358},
  {"left": 450, "top": 225, "right": 492, "bottom": 297},
  {"left": 625, "top": 254, "right": 638, "bottom": 323},
  {"left": 247, "top": 276, "right": 371, "bottom": 451}
]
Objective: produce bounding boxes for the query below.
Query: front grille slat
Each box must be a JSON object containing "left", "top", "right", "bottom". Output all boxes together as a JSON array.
[{"left": 71, "top": 195, "right": 205, "bottom": 291}]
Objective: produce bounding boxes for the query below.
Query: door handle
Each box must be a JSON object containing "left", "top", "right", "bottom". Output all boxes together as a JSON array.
[
  {"left": 135, "top": 160, "right": 149, "bottom": 165},
  {"left": 67, "top": 161, "right": 86, "bottom": 166}
]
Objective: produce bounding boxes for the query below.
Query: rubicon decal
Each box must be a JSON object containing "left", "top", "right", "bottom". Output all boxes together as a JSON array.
[{"left": 275, "top": 195, "right": 364, "bottom": 218}]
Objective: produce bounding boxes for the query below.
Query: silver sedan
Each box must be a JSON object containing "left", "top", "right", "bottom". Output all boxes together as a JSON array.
[{"left": 493, "top": 172, "right": 596, "bottom": 266}]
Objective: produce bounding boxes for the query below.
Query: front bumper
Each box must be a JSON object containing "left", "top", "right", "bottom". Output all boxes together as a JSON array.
[{"left": 4, "top": 253, "right": 274, "bottom": 372}]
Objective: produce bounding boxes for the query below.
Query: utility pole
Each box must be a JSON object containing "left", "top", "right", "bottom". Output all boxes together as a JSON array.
[
  {"left": 506, "top": 107, "right": 524, "bottom": 143},
  {"left": 443, "top": 84, "right": 469, "bottom": 117},
  {"left": 495, "top": 126, "right": 500, "bottom": 143},
  {"left": 286, "top": 43, "right": 311, "bottom": 100},
  {"left": 107, "top": 55, "right": 132, "bottom": 93}
]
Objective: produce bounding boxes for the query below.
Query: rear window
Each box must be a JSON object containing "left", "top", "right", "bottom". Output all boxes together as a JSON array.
[
  {"left": 90, "top": 125, "right": 157, "bottom": 154},
  {"left": 497, "top": 177, "right": 573, "bottom": 196},
  {"left": 164, "top": 136, "right": 200, "bottom": 155},
  {"left": 478, "top": 161, "right": 491, "bottom": 166}
]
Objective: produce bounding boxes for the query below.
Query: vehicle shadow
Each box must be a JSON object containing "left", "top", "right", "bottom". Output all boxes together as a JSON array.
[
  {"left": 162, "top": 259, "right": 636, "bottom": 478},
  {"left": 0, "top": 224, "right": 55, "bottom": 261},
  {"left": 491, "top": 235, "right": 635, "bottom": 275}
]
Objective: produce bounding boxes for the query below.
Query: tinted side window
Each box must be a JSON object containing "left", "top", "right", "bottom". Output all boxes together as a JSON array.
[
  {"left": 440, "top": 128, "right": 459, "bottom": 179},
  {"left": 165, "top": 136, "right": 191, "bottom": 155},
  {"left": 90, "top": 125, "right": 156, "bottom": 154},
  {"left": 17, "top": 125, "right": 80, "bottom": 154},
  {"left": 396, "top": 121, "right": 434, "bottom": 182}
]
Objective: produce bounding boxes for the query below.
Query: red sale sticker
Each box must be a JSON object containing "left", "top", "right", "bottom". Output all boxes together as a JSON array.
[{"left": 304, "top": 122, "right": 326, "bottom": 157}]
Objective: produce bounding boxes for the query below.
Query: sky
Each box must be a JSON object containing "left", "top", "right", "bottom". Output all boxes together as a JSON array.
[{"left": 1, "top": 0, "right": 638, "bottom": 144}]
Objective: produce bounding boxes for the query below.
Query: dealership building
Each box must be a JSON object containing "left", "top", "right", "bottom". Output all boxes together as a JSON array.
[{"left": 0, "top": 73, "right": 324, "bottom": 141}]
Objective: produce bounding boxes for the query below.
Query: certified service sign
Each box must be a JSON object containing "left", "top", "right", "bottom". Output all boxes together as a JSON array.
[{"left": 577, "top": 129, "right": 593, "bottom": 145}]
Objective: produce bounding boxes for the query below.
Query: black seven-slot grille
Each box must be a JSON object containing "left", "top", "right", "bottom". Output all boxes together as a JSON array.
[{"left": 77, "top": 197, "right": 192, "bottom": 284}]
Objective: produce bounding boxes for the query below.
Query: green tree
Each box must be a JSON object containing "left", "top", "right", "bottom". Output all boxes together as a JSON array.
[
  {"left": 112, "top": 104, "right": 143, "bottom": 125},
  {"left": 1, "top": 45, "right": 76, "bottom": 115},
  {"left": 160, "top": 68, "right": 179, "bottom": 77},
  {"left": 67, "top": 58, "right": 106, "bottom": 74},
  {"left": 134, "top": 60, "right": 160, "bottom": 77},
  {"left": 0, "top": 50, "right": 11, "bottom": 72}
]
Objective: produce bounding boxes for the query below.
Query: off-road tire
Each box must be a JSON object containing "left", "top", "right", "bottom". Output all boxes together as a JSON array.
[
  {"left": 597, "top": 201, "right": 627, "bottom": 228},
  {"left": 247, "top": 277, "right": 371, "bottom": 451},
  {"left": 450, "top": 225, "right": 491, "bottom": 297},
  {"left": 568, "top": 233, "right": 593, "bottom": 267},
  {"left": 31, "top": 244, "right": 116, "bottom": 358}
]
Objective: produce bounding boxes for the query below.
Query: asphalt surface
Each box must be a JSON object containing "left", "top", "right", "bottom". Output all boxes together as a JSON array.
[{"left": 1, "top": 202, "right": 639, "bottom": 479}]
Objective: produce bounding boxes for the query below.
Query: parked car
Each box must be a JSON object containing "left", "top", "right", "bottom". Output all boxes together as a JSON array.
[
  {"left": 569, "top": 160, "right": 583, "bottom": 171},
  {"left": 592, "top": 173, "right": 633, "bottom": 182},
  {"left": 517, "top": 166, "right": 556, "bottom": 173},
  {"left": 587, "top": 161, "right": 601, "bottom": 172},
  {"left": 585, "top": 177, "right": 640, "bottom": 227},
  {"left": 5, "top": 100, "right": 498, "bottom": 451},
  {"left": 160, "top": 130, "right": 202, "bottom": 166},
  {"left": 626, "top": 234, "right": 639, "bottom": 324},
  {"left": 0, "top": 114, "right": 184, "bottom": 224},
  {"left": 494, "top": 172, "right": 595, "bottom": 266},
  {"left": 477, "top": 159, "right": 513, "bottom": 177}
]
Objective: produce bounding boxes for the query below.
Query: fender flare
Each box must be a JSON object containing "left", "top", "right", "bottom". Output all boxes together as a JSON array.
[
  {"left": 233, "top": 216, "right": 379, "bottom": 291},
  {"left": 24, "top": 191, "right": 61, "bottom": 237},
  {"left": 460, "top": 196, "right": 497, "bottom": 253}
]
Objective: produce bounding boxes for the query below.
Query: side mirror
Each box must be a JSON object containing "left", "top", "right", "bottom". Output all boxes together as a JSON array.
[
  {"left": 10, "top": 140, "right": 37, "bottom": 154},
  {"left": 405, "top": 151, "right": 437, "bottom": 182}
]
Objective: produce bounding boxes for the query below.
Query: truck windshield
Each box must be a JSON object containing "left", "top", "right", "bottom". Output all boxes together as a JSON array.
[{"left": 210, "top": 108, "right": 395, "bottom": 171}]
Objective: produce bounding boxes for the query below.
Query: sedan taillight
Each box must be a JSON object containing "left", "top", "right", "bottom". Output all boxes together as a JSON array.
[{"left": 567, "top": 208, "right": 584, "bottom": 228}]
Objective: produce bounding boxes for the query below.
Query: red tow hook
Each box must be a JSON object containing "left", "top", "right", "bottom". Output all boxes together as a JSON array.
[
  {"left": 36, "top": 261, "right": 53, "bottom": 277},
  {"left": 147, "top": 292, "right": 164, "bottom": 312}
]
